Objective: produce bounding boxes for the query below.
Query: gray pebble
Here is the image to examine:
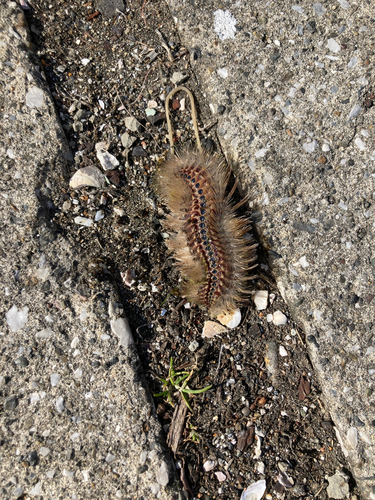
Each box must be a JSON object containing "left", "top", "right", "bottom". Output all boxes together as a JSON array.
[
  {"left": 14, "top": 356, "right": 29, "bottom": 367},
  {"left": 5, "top": 396, "right": 18, "bottom": 410}
]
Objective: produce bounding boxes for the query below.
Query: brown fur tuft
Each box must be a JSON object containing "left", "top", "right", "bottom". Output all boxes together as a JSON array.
[{"left": 155, "top": 148, "right": 257, "bottom": 317}]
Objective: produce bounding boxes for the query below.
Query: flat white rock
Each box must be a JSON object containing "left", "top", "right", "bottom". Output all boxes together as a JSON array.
[
  {"left": 74, "top": 216, "right": 93, "bottom": 227},
  {"left": 70, "top": 166, "right": 106, "bottom": 189},
  {"left": 6, "top": 305, "right": 28, "bottom": 332},
  {"left": 240, "top": 479, "right": 267, "bottom": 500},
  {"left": 216, "top": 308, "right": 241, "bottom": 329},
  {"left": 215, "top": 471, "right": 226, "bottom": 482},
  {"left": 110, "top": 317, "right": 134, "bottom": 347},
  {"left": 203, "top": 460, "right": 216, "bottom": 472},
  {"left": 272, "top": 311, "right": 288, "bottom": 325},
  {"left": 202, "top": 321, "right": 227, "bottom": 338},
  {"left": 156, "top": 461, "right": 169, "bottom": 486},
  {"left": 95, "top": 142, "right": 120, "bottom": 170},
  {"left": 253, "top": 290, "right": 268, "bottom": 311}
]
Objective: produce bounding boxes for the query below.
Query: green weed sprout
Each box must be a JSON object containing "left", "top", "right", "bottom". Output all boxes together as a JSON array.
[{"left": 153, "top": 357, "right": 211, "bottom": 411}]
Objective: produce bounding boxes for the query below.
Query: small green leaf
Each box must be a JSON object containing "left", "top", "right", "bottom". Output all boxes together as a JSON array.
[
  {"left": 183, "top": 385, "right": 212, "bottom": 395},
  {"left": 182, "top": 391, "right": 193, "bottom": 412}
]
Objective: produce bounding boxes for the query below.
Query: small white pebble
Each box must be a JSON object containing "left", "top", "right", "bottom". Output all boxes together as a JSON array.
[
  {"left": 39, "top": 447, "right": 51, "bottom": 457},
  {"left": 355, "top": 137, "right": 366, "bottom": 151},
  {"left": 56, "top": 396, "right": 64, "bottom": 412},
  {"left": 71, "top": 337, "right": 79, "bottom": 348},
  {"left": 215, "top": 471, "right": 227, "bottom": 482},
  {"left": 253, "top": 290, "right": 268, "bottom": 311},
  {"left": 279, "top": 346, "right": 288, "bottom": 357},
  {"left": 203, "top": 460, "right": 216, "bottom": 472},
  {"left": 217, "top": 67, "right": 228, "bottom": 78},
  {"left": 313, "top": 310, "right": 322, "bottom": 322},
  {"left": 273, "top": 311, "right": 287, "bottom": 325},
  {"left": 327, "top": 38, "right": 341, "bottom": 53},
  {"left": 50, "top": 373, "right": 60, "bottom": 387},
  {"left": 299, "top": 256, "right": 309, "bottom": 268}
]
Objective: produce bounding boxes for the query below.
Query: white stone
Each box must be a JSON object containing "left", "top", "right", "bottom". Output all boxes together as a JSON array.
[
  {"left": 30, "top": 393, "right": 40, "bottom": 403},
  {"left": 327, "top": 38, "right": 341, "bottom": 53},
  {"left": 71, "top": 432, "right": 80, "bottom": 442},
  {"left": 299, "top": 256, "right": 309, "bottom": 268},
  {"left": 203, "top": 460, "right": 216, "bottom": 472},
  {"left": 81, "top": 470, "right": 90, "bottom": 482},
  {"left": 74, "top": 216, "right": 93, "bottom": 227},
  {"left": 46, "top": 469, "right": 55, "bottom": 478},
  {"left": 348, "top": 104, "right": 362, "bottom": 119},
  {"left": 302, "top": 140, "right": 317, "bottom": 153},
  {"left": 36, "top": 327, "right": 53, "bottom": 339},
  {"left": 338, "top": 0, "right": 350, "bottom": 9},
  {"left": 313, "top": 3, "right": 325, "bottom": 16},
  {"left": 26, "top": 87, "right": 44, "bottom": 108},
  {"left": 253, "top": 290, "right": 268, "bottom": 311},
  {"left": 139, "top": 450, "right": 148, "bottom": 465},
  {"left": 215, "top": 471, "right": 227, "bottom": 482},
  {"left": 56, "top": 396, "right": 64, "bottom": 412},
  {"left": 347, "top": 427, "right": 358, "bottom": 448},
  {"left": 95, "top": 210, "right": 105, "bottom": 222},
  {"left": 81, "top": 58, "right": 90, "bottom": 66},
  {"left": 322, "top": 143, "right": 330, "bottom": 152},
  {"left": 202, "top": 321, "right": 227, "bottom": 338},
  {"left": 150, "top": 483, "right": 161, "bottom": 494},
  {"left": 106, "top": 453, "right": 115, "bottom": 463},
  {"left": 348, "top": 57, "right": 358, "bottom": 68},
  {"left": 355, "top": 137, "right": 366, "bottom": 151},
  {"left": 6, "top": 305, "right": 28, "bottom": 332},
  {"left": 39, "top": 447, "right": 51, "bottom": 456},
  {"left": 29, "top": 482, "right": 42, "bottom": 496},
  {"left": 217, "top": 67, "right": 228, "bottom": 78},
  {"left": 70, "top": 166, "right": 106, "bottom": 189},
  {"left": 74, "top": 368, "right": 83, "bottom": 378},
  {"left": 50, "top": 373, "right": 60, "bottom": 387},
  {"left": 255, "top": 461, "right": 265, "bottom": 474},
  {"left": 279, "top": 346, "right": 288, "bottom": 357},
  {"left": 214, "top": 9, "right": 237, "bottom": 40},
  {"left": 95, "top": 141, "right": 119, "bottom": 170},
  {"left": 291, "top": 5, "right": 304, "bottom": 14},
  {"left": 272, "top": 311, "right": 287, "bottom": 325},
  {"left": 338, "top": 201, "right": 348, "bottom": 210},
  {"left": 240, "top": 479, "right": 267, "bottom": 500},
  {"left": 313, "top": 310, "right": 322, "bottom": 322},
  {"left": 111, "top": 317, "right": 134, "bottom": 347},
  {"left": 121, "top": 132, "right": 136, "bottom": 148},
  {"left": 124, "top": 116, "right": 139, "bottom": 131},
  {"left": 62, "top": 469, "right": 75, "bottom": 478},
  {"left": 255, "top": 148, "right": 268, "bottom": 158},
  {"left": 216, "top": 308, "right": 241, "bottom": 329},
  {"left": 266, "top": 314, "right": 273, "bottom": 323},
  {"left": 156, "top": 461, "right": 169, "bottom": 486}
]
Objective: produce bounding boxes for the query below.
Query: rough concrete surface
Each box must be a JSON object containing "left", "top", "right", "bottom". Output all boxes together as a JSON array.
[
  {"left": 166, "top": 0, "right": 375, "bottom": 498},
  {"left": 0, "top": 2, "right": 180, "bottom": 499}
]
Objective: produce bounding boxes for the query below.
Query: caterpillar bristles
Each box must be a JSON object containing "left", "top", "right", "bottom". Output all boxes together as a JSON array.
[{"left": 155, "top": 87, "right": 257, "bottom": 318}]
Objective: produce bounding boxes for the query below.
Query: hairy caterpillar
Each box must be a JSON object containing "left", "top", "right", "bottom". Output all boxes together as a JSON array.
[{"left": 156, "top": 87, "right": 257, "bottom": 317}]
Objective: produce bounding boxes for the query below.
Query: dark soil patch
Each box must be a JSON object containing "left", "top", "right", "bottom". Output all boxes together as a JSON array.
[{"left": 25, "top": 1, "right": 359, "bottom": 498}]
